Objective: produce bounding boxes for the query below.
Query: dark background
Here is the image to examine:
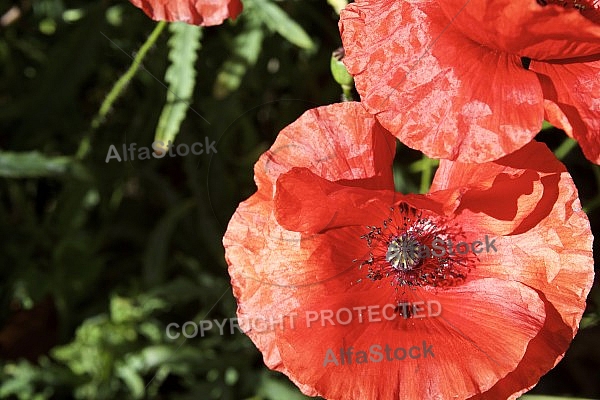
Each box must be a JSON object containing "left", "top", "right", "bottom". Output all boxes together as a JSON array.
[{"left": 0, "top": 0, "right": 598, "bottom": 398}]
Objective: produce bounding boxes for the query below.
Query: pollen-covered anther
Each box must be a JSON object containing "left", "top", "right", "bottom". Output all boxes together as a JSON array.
[{"left": 356, "top": 203, "right": 473, "bottom": 289}]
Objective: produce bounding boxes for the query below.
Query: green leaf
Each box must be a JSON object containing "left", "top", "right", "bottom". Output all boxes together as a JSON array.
[
  {"left": 116, "top": 364, "right": 145, "bottom": 399},
  {"left": 143, "top": 199, "right": 196, "bottom": 286},
  {"left": 256, "top": 372, "right": 311, "bottom": 400},
  {"left": 154, "top": 22, "right": 202, "bottom": 151},
  {"left": 248, "top": 0, "right": 314, "bottom": 50},
  {"left": 0, "top": 151, "right": 88, "bottom": 179},
  {"left": 580, "top": 311, "right": 599, "bottom": 329},
  {"left": 213, "top": 22, "right": 264, "bottom": 99}
]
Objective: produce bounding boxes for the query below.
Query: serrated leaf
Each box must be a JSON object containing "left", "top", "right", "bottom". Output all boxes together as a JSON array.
[
  {"left": 249, "top": 0, "right": 314, "bottom": 50},
  {"left": 213, "top": 23, "right": 264, "bottom": 99},
  {"left": 154, "top": 22, "right": 202, "bottom": 151}
]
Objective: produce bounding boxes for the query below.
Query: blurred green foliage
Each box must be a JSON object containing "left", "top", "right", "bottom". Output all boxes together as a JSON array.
[{"left": 0, "top": 0, "right": 598, "bottom": 399}]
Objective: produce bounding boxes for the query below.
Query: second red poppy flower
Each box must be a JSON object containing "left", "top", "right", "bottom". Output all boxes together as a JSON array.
[{"left": 339, "top": 0, "right": 600, "bottom": 163}]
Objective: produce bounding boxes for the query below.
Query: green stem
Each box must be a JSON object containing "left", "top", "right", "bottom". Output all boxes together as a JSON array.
[
  {"left": 327, "top": 0, "right": 348, "bottom": 14},
  {"left": 554, "top": 137, "right": 577, "bottom": 160},
  {"left": 77, "top": 21, "right": 167, "bottom": 160},
  {"left": 419, "top": 155, "right": 434, "bottom": 194},
  {"left": 341, "top": 84, "right": 353, "bottom": 102}
]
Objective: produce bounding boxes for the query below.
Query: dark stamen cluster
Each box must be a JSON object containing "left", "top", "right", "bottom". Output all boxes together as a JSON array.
[
  {"left": 355, "top": 203, "right": 472, "bottom": 290},
  {"left": 536, "top": 0, "right": 599, "bottom": 11}
]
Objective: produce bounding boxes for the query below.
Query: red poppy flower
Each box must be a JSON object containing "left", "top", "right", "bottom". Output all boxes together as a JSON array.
[
  {"left": 339, "top": 0, "right": 600, "bottom": 164},
  {"left": 129, "top": 0, "right": 242, "bottom": 26},
  {"left": 223, "top": 102, "right": 594, "bottom": 399}
]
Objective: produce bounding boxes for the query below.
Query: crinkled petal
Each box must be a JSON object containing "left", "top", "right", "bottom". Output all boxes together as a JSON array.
[
  {"left": 275, "top": 168, "right": 400, "bottom": 233},
  {"left": 274, "top": 278, "right": 545, "bottom": 400},
  {"left": 226, "top": 103, "right": 395, "bottom": 289},
  {"left": 531, "top": 58, "right": 600, "bottom": 164},
  {"left": 430, "top": 141, "right": 567, "bottom": 234},
  {"left": 129, "top": 0, "right": 243, "bottom": 26},
  {"left": 543, "top": 99, "right": 575, "bottom": 139},
  {"left": 431, "top": 141, "right": 594, "bottom": 399},
  {"left": 468, "top": 302, "right": 578, "bottom": 400},
  {"left": 437, "top": 0, "right": 600, "bottom": 60},
  {"left": 255, "top": 102, "right": 396, "bottom": 191},
  {"left": 466, "top": 189, "right": 594, "bottom": 399},
  {"left": 340, "top": 0, "right": 544, "bottom": 163},
  {"left": 224, "top": 103, "right": 395, "bottom": 388}
]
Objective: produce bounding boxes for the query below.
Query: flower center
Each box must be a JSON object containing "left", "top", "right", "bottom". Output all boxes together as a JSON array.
[
  {"left": 386, "top": 234, "right": 422, "bottom": 271},
  {"left": 537, "top": 0, "right": 600, "bottom": 23},
  {"left": 356, "top": 203, "right": 473, "bottom": 289},
  {"left": 537, "top": 0, "right": 598, "bottom": 9}
]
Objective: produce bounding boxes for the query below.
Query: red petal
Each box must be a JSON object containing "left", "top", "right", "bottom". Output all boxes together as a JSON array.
[
  {"left": 436, "top": 0, "right": 600, "bottom": 60},
  {"left": 531, "top": 58, "right": 600, "bottom": 164},
  {"left": 224, "top": 190, "right": 331, "bottom": 380},
  {"left": 431, "top": 141, "right": 592, "bottom": 321},
  {"left": 254, "top": 102, "right": 396, "bottom": 192},
  {"left": 340, "top": 0, "right": 544, "bottom": 163},
  {"left": 430, "top": 141, "right": 567, "bottom": 234},
  {"left": 464, "top": 195, "right": 594, "bottom": 399},
  {"left": 274, "top": 168, "right": 400, "bottom": 233},
  {"left": 224, "top": 103, "right": 395, "bottom": 380},
  {"left": 431, "top": 141, "right": 594, "bottom": 399},
  {"left": 468, "top": 308, "right": 579, "bottom": 400},
  {"left": 274, "top": 279, "right": 545, "bottom": 399},
  {"left": 542, "top": 99, "right": 575, "bottom": 139},
  {"left": 129, "top": 0, "right": 243, "bottom": 26}
]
